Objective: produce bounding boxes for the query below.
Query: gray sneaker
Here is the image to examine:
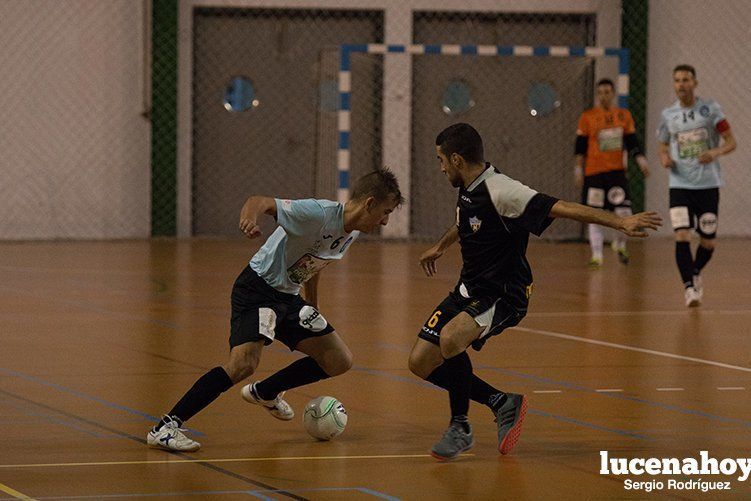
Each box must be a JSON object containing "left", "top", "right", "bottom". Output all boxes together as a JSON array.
[
  {"left": 496, "top": 393, "right": 528, "bottom": 455},
  {"left": 430, "top": 422, "right": 474, "bottom": 461}
]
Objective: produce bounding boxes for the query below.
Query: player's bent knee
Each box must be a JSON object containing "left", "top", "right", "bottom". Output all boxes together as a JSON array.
[
  {"left": 223, "top": 362, "right": 256, "bottom": 384},
  {"left": 225, "top": 343, "right": 262, "bottom": 383},
  {"left": 700, "top": 239, "right": 716, "bottom": 250},
  {"left": 439, "top": 335, "right": 465, "bottom": 360},
  {"left": 674, "top": 229, "right": 691, "bottom": 242},
  {"left": 320, "top": 348, "right": 353, "bottom": 377},
  {"left": 408, "top": 353, "right": 431, "bottom": 379}
]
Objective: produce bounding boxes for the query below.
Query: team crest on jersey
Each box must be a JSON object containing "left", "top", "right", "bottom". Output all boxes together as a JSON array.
[
  {"left": 469, "top": 216, "right": 482, "bottom": 232},
  {"left": 699, "top": 105, "right": 710, "bottom": 117}
]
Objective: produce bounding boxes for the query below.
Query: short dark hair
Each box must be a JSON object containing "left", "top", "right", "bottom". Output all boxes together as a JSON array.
[
  {"left": 597, "top": 78, "right": 615, "bottom": 89},
  {"left": 435, "top": 123, "right": 484, "bottom": 164},
  {"left": 673, "top": 64, "right": 696, "bottom": 78},
  {"left": 351, "top": 168, "right": 404, "bottom": 205}
]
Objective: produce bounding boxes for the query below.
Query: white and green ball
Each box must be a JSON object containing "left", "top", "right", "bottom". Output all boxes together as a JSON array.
[{"left": 303, "top": 396, "right": 347, "bottom": 440}]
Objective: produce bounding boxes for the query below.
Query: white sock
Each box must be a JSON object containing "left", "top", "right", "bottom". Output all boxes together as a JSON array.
[
  {"left": 588, "top": 224, "right": 604, "bottom": 260},
  {"left": 613, "top": 207, "right": 633, "bottom": 250}
]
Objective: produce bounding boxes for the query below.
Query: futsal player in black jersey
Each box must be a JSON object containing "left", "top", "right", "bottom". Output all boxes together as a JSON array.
[{"left": 408, "top": 123, "right": 662, "bottom": 460}]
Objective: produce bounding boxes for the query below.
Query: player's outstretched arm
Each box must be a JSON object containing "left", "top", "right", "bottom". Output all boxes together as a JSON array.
[
  {"left": 550, "top": 200, "right": 662, "bottom": 238},
  {"left": 239, "top": 196, "right": 277, "bottom": 239},
  {"left": 420, "top": 225, "right": 459, "bottom": 277}
]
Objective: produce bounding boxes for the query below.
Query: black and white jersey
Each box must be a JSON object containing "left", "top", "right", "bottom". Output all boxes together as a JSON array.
[{"left": 457, "top": 164, "right": 558, "bottom": 301}]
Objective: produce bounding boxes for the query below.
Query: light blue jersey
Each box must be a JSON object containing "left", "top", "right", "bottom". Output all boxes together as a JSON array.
[
  {"left": 249, "top": 199, "right": 359, "bottom": 294},
  {"left": 657, "top": 97, "right": 726, "bottom": 189}
]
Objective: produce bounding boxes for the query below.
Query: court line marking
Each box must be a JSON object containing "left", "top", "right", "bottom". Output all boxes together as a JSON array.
[
  {"left": 0, "top": 399, "right": 106, "bottom": 438},
  {"left": 526, "top": 309, "right": 751, "bottom": 318},
  {"left": 374, "top": 342, "right": 751, "bottom": 431},
  {"left": 513, "top": 326, "right": 751, "bottom": 373},
  {"left": 656, "top": 388, "right": 685, "bottom": 392},
  {"left": 595, "top": 389, "right": 623, "bottom": 393},
  {"left": 0, "top": 483, "right": 35, "bottom": 500},
  {"left": 0, "top": 367, "right": 205, "bottom": 437},
  {"left": 0, "top": 487, "right": 399, "bottom": 501},
  {"left": 482, "top": 367, "right": 751, "bottom": 429},
  {"left": 353, "top": 365, "right": 651, "bottom": 440},
  {"left": 0, "top": 389, "right": 306, "bottom": 501},
  {"left": 532, "top": 390, "right": 561, "bottom": 394},
  {"left": 718, "top": 387, "right": 746, "bottom": 391},
  {"left": 0, "top": 453, "right": 470, "bottom": 469}
]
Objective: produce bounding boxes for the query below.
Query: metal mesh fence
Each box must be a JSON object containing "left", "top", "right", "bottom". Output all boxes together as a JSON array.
[
  {"left": 646, "top": 0, "right": 751, "bottom": 237},
  {"left": 185, "top": 8, "right": 621, "bottom": 239},
  {"left": 3, "top": 2, "right": 749, "bottom": 239},
  {"left": 411, "top": 11, "right": 597, "bottom": 240},
  {"left": 190, "top": 8, "right": 383, "bottom": 236},
  {"left": 0, "top": 0, "right": 150, "bottom": 240},
  {"left": 335, "top": 11, "right": 613, "bottom": 240}
]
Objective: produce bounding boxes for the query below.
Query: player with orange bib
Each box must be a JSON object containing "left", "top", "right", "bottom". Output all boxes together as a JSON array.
[{"left": 575, "top": 78, "right": 650, "bottom": 268}]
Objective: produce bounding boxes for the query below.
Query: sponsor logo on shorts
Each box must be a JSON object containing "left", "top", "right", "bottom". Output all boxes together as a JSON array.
[
  {"left": 699, "top": 212, "right": 718, "bottom": 234},
  {"left": 421, "top": 326, "right": 439, "bottom": 337},
  {"left": 607, "top": 186, "right": 626, "bottom": 205},
  {"left": 299, "top": 305, "right": 328, "bottom": 332}
]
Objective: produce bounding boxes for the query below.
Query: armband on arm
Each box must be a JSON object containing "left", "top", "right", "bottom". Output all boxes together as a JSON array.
[
  {"left": 623, "top": 133, "right": 644, "bottom": 158},
  {"left": 575, "top": 135, "right": 588, "bottom": 155}
]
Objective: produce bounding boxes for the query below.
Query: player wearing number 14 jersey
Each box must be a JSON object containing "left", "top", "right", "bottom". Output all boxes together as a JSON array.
[
  {"left": 147, "top": 169, "right": 403, "bottom": 451},
  {"left": 657, "top": 64, "right": 737, "bottom": 307}
]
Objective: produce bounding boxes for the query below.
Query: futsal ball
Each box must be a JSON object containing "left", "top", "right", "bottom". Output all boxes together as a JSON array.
[{"left": 303, "top": 396, "right": 347, "bottom": 440}]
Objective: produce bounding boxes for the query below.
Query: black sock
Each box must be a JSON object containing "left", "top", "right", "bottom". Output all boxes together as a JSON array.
[
  {"left": 693, "top": 245, "right": 714, "bottom": 275},
  {"left": 675, "top": 242, "right": 694, "bottom": 288},
  {"left": 472, "top": 379, "right": 507, "bottom": 412},
  {"left": 426, "top": 355, "right": 505, "bottom": 412},
  {"left": 255, "top": 357, "right": 329, "bottom": 400},
  {"left": 450, "top": 414, "right": 471, "bottom": 434},
  {"left": 165, "top": 366, "right": 233, "bottom": 425},
  {"left": 441, "top": 352, "right": 472, "bottom": 421}
]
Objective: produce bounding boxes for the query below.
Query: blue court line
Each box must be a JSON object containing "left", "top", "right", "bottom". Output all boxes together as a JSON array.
[
  {"left": 14, "top": 486, "right": 399, "bottom": 500},
  {"left": 350, "top": 366, "right": 651, "bottom": 441},
  {"left": 356, "top": 487, "right": 402, "bottom": 500},
  {"left": 0, "top": 388, "right": 305, "bottom": 500},
  {"left": 482, "top": 366, "right": 751, "bottom": 430},
  {"left": 530, "top": 409, "right": 650, "bottom": 440},
  {"left": 0, "top": 398, "right": 106, "bottom": 438},
  {"left": 373, "top": 341, "right": 751, "bottom": 431},
  {"left": 0, "top": 367, "right": 205, "bottom": 437},
  {"left": 0, "top": 284, "right": 181, "bottom": 331}
]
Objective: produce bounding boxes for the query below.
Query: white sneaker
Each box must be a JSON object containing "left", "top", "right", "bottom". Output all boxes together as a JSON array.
[
  {"left": 684, "top": 287, "right": 701, "bottom": 308},
  {"left": 693, "top": 275, "right": 704, "bottom": 299},
  {"left": 147, "top": 415, "right": 201, "bottom": 452},
  {"left": 241, "top": 382, "right": 294, "bottom": 421}
]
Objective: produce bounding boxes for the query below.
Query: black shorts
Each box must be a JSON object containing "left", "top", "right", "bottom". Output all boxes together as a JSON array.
[
  {"left": 418, "top": 284, "right": 526, "bottom": 352},
  {"left": 582, "top": 170, "right": 631, "bottom": 211},
  {"left": 669, "top": 188, "right": 719, "bottom": 239},
  {"left": 229, "top": 266, "right": 334, "bottom": 350}
]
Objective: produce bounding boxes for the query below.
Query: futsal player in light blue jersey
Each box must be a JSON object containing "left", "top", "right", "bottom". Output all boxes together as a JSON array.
[
  {"left": 147, "top": 169, "right": 403, "bottom": 451},
  {"left": 657, "top": 64, "right": 737, "bottom": 307}
]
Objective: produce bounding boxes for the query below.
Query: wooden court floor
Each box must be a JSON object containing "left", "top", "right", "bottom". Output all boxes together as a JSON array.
[{"left": 1, "top": 238, "right": 750, "bottom": 500}]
